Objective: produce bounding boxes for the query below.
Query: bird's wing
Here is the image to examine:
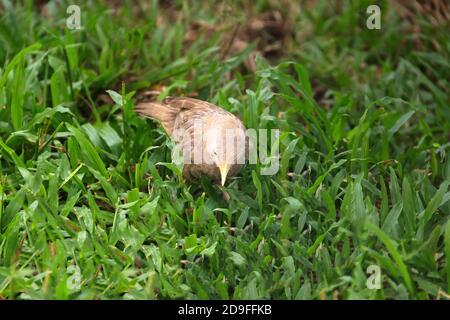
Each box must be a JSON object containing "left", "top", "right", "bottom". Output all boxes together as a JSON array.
[
  {"left": 164, "top": 97, "right": 239, "bottom": 131},
  {"left": 135, "top": 97, "right": 234, "bottom": 136},
  {"left": 163, "top": 97, "right": 219, "bottom": 112},
  {"left": 134, "top": 101, "right": 179, "bottom": 135},
  {"left": 135, "top": 97, "right": 224, "bottom": 136}
]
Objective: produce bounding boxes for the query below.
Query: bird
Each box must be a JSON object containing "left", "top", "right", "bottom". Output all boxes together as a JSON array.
[{"left": 134, "top": 96, "right": 250, "bottom": 186}]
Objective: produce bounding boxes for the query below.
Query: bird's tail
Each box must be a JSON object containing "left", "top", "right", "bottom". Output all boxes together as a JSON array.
[{"left": 134, "top": 101, "right": 178, "bottom": 135}]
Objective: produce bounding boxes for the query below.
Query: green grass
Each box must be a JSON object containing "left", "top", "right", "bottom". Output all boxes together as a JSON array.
[{"left": 0, "top": 0, "right": 449, "bottom": 299}]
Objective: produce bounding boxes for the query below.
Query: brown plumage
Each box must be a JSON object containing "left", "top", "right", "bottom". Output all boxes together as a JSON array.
[{"left": 135, "top": 97, "right": 250, "bottom": 185}]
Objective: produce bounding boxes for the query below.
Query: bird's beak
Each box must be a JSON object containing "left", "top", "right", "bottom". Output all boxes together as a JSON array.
[{"left": 218, "top": 163, "right": 230, "bottom": 186}]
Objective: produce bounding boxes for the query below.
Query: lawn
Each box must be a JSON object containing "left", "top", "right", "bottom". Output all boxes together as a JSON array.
[{"left": 0, "top": 0, "right": 449, "bottom": 299}]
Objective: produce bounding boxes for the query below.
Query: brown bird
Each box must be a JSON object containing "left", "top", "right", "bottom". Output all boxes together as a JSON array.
[{"left": 135, "top": 97, "right": 250, "bottom": 185}]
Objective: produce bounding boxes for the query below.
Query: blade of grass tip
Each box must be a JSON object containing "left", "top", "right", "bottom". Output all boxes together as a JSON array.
[
  {"left": 0, "top": 176, "right": 3, "bottom": 230},
  {"left": 445, "top": 219, "right": 450, "bottom": 292},
  {"left": 0, "top": 43, "right": 42, "bottom": 88},
  {"left": 66, "top": 124, "right": 108, "bottom": 177},
  {"left": 62, "top": 45, "right": 74, "bottom": 101},
  {"left": 366, "top": 223, "right": 414, "bottom": 295},
  {"left": 380, "top": 176, "right": 389, "bottom": 223},
  {"left": 419, "top": 181, "right": 450, "bottom": 228},
  {"left": 252, "top": 170, "right": 263, "bottom": 213},
  {"left": 388, "top": 110, "right": 415, "bottom": 137},
  {"left": 59, "top": 163, "right": 84, "bottom": 189},
  {"left": 50, "top": 67, "right": 70, "bottom": 108},
  {"left": 11, "top": 56, "right": 25, "bottom": 130},
  {"left": 0, "top": 138, "right": 25, "bottom": 168},
  {"left": 38, "top": 121, "right": 65, "bottom": 155},
  {"left": 82, "top": 81, "right": 101, "bottom": 123},
  {"left": 401, "top": 176, "right": 416, "bottom": 237},
  {"left": 121, "top": 83, "right": 134, "bottom": 166}
]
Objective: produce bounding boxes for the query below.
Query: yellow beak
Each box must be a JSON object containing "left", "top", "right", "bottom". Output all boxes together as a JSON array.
[{"left": 218, "top": 163, "right": 230, "bottom": 186}]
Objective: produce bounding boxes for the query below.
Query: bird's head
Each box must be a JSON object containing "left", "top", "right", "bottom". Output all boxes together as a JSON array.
[
  {"left": 204, "top": 135, "right": 230, "bottom": 186},
  {"left": 202, "top": 115, "right": 247, "bottom": 186},
  {"left": 203, "top": 127, "right": 235, "bottom": 186}
]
